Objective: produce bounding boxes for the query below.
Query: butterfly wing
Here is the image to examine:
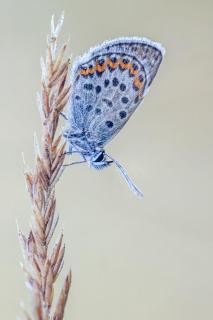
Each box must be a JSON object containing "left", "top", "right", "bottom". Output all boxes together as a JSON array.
[{"left": 68, "top": 37, "right": 165, "bottom": 148}]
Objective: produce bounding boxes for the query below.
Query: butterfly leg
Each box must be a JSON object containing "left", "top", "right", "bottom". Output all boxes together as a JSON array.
[
  {"left": 63, "top": 159, "right": 87, "bottom": 167},
  {"left": 62, "top": 150, "right": 84, "bottom": 157},
  {"left": 60, "top": 112, "right": 68, "bottom": 120},
  {"left": 63, "top": 148, "right": 87, "bottom": 166}
]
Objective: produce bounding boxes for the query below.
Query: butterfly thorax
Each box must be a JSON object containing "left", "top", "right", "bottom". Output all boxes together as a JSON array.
[{"left": 63, "top": 128, "right": 112, "bottom": 170}]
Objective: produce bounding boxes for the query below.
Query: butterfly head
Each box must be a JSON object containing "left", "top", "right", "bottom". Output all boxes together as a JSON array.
[{"left": 89, "top": 151, "right": 113, "bottom": 170}]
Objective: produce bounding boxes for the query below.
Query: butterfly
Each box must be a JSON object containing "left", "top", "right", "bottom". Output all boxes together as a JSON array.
[{"left": 63, "top": 37, "right": 165, "bottom": 197}]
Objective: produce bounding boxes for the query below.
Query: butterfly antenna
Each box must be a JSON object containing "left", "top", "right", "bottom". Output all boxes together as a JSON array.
[{"left": 106, "top": 154, "right": 143, "bottom": 198}]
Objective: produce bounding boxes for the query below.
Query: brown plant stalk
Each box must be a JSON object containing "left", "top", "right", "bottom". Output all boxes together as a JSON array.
[{"left": 18, "top": 14, "right": 71, "bottom": 320}]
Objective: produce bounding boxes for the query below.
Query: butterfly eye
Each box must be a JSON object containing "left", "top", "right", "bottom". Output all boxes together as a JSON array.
[{"left": 94, "top": 152, "right": 104, "bottom": 162}]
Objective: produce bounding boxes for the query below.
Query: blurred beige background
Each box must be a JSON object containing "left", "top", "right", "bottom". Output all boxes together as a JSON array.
[{"left": 0, "top": 0, "right": 213, "bottom": 319}]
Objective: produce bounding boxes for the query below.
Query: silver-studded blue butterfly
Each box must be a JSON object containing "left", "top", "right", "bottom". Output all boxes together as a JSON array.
[{"left": 63, "top": 37, "right": 165, "bottom": 197}]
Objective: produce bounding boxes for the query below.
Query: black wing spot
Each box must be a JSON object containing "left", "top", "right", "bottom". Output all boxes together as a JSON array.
[
  {"left": 133, "top": 83, "right": 139, "bottom": 91},
  {"left": 112, "top": 77, "right": 119, "bottom": 87},
  {"left": 84, "top": 83, "right": 93, "bottom": 90},
  {"left": 111, "top": 56, "right": 117, "bottom": 63},
  {"left": 104, "top": 79, "right": 110, "bottom": 87},
  {"left": 134, "top": 96, "right": 139, "bottom": 104},
  {"left": 119, "top": 111, "right": 127, "bottom": 119},
  {"left": 108, "top": 66, "right": 115, "bottom": 73},
  {"left": 103, "top": 98, "right": 113, "bottom": 107},
  {"left": 96, "top": 70, "right": 103, "bottom": 77},
  {"left": 122, "top": 58, "right": 130, "bottom": 64},
  {"left": 132, "top": 63, "right": 139, "bottom": 70},
  {"left": 80, "top": 65, "right": 87, "bottom": 70},
  {"left": 139, "top": 75, "right": 144, "bottom": 82},
  {"left": 80, "top": 67, "right": 88, "bottom": 78},
  {"left": 85, "top": 105, "right": 93, "bottom": 112},
  {"left": 97, "top": 58, "right": 105, "bottom": 65},
  {"left": 121, "top": 96, "right": 129, "bottom": 104},
  {"left": 96, "top": 85, "right": 102, "bottom": 94},
  {"left": 95, "top": 108, "right": 101, "bottom": 114},
  {"left": 105, "top": 121, "right": 114, "bottom": 128},
  {"left": 120, "top": 83, "right": 126, "bottom": 91}
]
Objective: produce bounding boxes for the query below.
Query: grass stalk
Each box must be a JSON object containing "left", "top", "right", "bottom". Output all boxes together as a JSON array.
[{"left": 18, "top": 13, "right": 71, "bottom": 320}]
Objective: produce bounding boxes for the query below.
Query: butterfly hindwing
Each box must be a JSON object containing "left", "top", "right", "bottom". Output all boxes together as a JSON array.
[{"left": 68, "top": 37, "right": 165, "bottom": 147}]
